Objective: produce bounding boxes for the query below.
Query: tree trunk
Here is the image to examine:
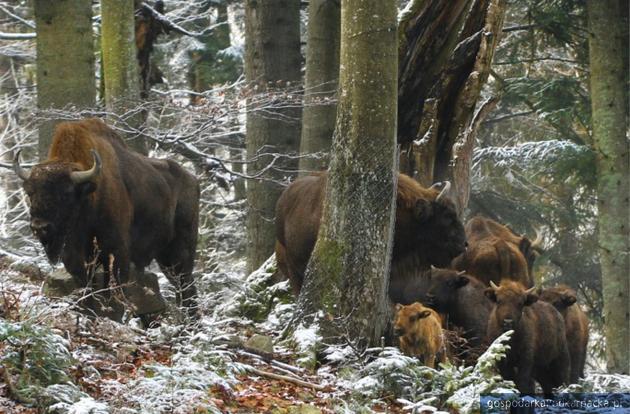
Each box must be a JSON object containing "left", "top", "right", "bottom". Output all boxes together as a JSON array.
[
  {"left": 397, "top": 0, "right": 505, "bottom": 214},
  {"left": 296, "top": 0, "right": 398, "bottom": 346},
  {"left": 101, "top": 0, "right": 147, "bottom": 154},
  {"left": 298, "top": 0, "right": 340, "bottom": 173},
  {"left": 587, "top": 0, "right": 629, "bottom": 375},
  {"left": 34, "top": 0, "right": 95, "bottom": 159},
  {"left": 244, "top": 0, "right": 301, "bottom": 273}
]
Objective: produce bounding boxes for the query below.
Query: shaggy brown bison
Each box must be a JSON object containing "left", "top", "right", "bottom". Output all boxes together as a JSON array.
[
  {"left": 538, "top": 285, "right": 589, "bottom": 383},
  {"left": 486, "top": 281, "right": 570, "bottom": 396},
  {"left": 393, "top": 302, "right": 446, "bottom": 368},
  {"left": 275, "top": 172, "right": 466, "bottom": 301},
  {"left": 14, "top": 118, "right": 200, "bottom": 316},
  {"left": 452, "top": 216, "right": 541, "bottom": 287},
  {"left": 425, "top": 268, "right": 492, "bottom": 349}
]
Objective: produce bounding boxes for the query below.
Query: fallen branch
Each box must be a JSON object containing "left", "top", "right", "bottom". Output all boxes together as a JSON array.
[{"left": 245, "top": 365, "right": 329, "bottom": 391}]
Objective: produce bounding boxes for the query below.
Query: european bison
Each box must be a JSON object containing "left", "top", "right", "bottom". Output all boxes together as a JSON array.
[
  {"left": 425, "top": 268, "right": 492, "bottom": 348},
  {"left": 14, "top": 118, "right": 200, "bottom": 317},
  {"left": 452, "top": 216, "right": 541, "bottom": 287},
  {"left": 486, "top": 281, "right": 570, "bottom": 396},
  {"left": 393, "top": 302, "right": 446, "bottom": 368},
  {"left": 275, "top": 172, "right": 466, "bottom": 302},
  {"left": 538, "top": 285, "right": 589, "bottom": 383}
]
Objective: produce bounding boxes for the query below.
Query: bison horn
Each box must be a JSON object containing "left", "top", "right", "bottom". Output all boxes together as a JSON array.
[
  {"left": 435, "top": 180, "right": 451, "bottom": 202},
  {"left": 490, "top": 280, "right": 499, "bottom": 289},
  {"left": 525, "top": 286, "right": 537, "bottom": 294},
  {"left": 13, "top": 149, "right": 30, "bottom": 181},
  {"left": 70, "top": 150, "right": 101, "bottom": 184},
  {"left": 531, "top": 227, "right": 544, "bottom": 251}
]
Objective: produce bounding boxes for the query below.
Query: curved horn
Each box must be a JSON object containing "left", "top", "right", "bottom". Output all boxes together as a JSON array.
[
  {"left": 435, "top": 180, "right": 451, "bottom": 202},
  {"left": 429, "top": 182, "right": 442, "bottom": 191},
  {"left": 13, "top": 149, "right": 30, "bottom": 181},
  {"left": 531, "top": 227, "right": 544, "bottom": 250},
  {"left": 70, "top": 150, "right": 101, "bottom": 184},
  {"left": 490, "top": 280, "right": 499, "bottom": 289},
  {"left": 525, "top": 286, "right": 537, "bottom": 294}
]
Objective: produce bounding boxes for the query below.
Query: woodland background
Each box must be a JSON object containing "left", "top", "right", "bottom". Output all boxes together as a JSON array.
[{"left": 0, "top": 0, "right": 628, "bottom": 412}]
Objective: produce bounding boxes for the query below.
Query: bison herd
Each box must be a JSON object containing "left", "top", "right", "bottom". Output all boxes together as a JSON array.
[
  {"left": 276, "top": 172, "right": 590, "bottom": 395},
  {"left": 14, "top": 119, "right": 589, "bottom": 396}
]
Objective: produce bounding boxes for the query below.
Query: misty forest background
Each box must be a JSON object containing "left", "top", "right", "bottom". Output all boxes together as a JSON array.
[{"left": 0, "top": 0, "right": 628, "bottom": 413}]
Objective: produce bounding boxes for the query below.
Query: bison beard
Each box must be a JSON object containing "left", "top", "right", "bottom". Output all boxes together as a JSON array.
[
  {"left": 275, "top": 172, "right": 466, "bottom": 302},
  {"left": 14, "top": 118, "right": 200, "bottom": 319}
]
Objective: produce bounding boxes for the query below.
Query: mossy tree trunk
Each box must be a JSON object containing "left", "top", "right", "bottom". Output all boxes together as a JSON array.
[
  {"left": 587, "top": 0, "right": 629, "bottom": 375},
  {"left": 101, "top": 0, "right": 147, "bottom": 154},
  {"left": 397, "top": 0, "right": 505, "bottom": 214},
  {"left": 296, "top": 0, "right": 398, "bottom": 346},
  {"left": 245, "top": 0, "right": 301, "bottom": 273},
  {"left": 298, "top": 0, "right": 341, "bottom": 173},
  {"left": 34, "top": 0, "right": 95, "bottom": 159}
]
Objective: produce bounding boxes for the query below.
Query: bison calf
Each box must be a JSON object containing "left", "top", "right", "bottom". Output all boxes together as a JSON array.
[
  {"left": 538, "top": 285, "right": 589, "bottom": 383},
  {"left": 393, "top": 302, "right": 446, "bottom": 368},
  {"left": 425, "top": 268, "right": 492, "bottom": 349},
  {"left": 486, "top": 281, "right": 569, "bottom": 396}
]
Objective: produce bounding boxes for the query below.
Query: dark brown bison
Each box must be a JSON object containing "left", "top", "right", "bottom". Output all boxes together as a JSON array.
[
  {"left": 393, "top": 302, "right": 447, "bottom": 367},
  {"left": 538, "top": 285, "right": 589, "bottom": 383},
  {"left": 424, "top": 268, "right": 492, "bottom": 349},
  {"left": 14, "top": 118, "right": 199, "bottom": 316},
  {"left": 275, "top": 172, "right": 467, "bottom": 302},
  {"left": 486, "top": 281, "right": 570, "bottom": 396},
  {"left": 452, "top": 216, "right": 542, "bottom": 287}
]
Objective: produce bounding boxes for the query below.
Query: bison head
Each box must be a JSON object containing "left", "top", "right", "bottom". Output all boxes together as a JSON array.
[
  {"left": 393, "top": 302, "right": 433, "bottom": 337},
  {"left": 485, "top": 280, "right": 538, "bottom": 332},
  {"left": 14, "top": 150, "right": 101, "bottom": 264},
  {"left": 537, "top": 285, "right": 577, "bottom": 311},
  {"left": 424, "top": 268, "right": 468, "bottom": 310},
  {"left": 396, "top": 181, "right": 467, "bottom": 267}
]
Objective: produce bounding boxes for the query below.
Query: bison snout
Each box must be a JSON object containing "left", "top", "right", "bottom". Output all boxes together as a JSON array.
[
  {"left": 30, "top": 219, "right": 53, "bottom": 239},
  {"left": 424, "top": 294, "right": 435, "bottom": 306},
  {"left": 501, "top": 319, "right": 514, "bottom": 330}
]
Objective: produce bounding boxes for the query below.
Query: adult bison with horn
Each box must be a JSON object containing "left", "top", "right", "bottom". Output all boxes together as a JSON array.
[
  {"left": 275, "top": 172, "right": 467, "bottom": 302},
  {"left": 14, "top": 118, "right": 200, "bottom": 317}
]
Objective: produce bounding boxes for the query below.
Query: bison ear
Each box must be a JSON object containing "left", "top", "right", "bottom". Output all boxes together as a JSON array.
[
  {"left": 416, "top": 310, "right": 431, "bottom": 320},
  {"left": 395, "top": 303, "right": 403, "bottom": 312},
  {"left": 75, "top": 181, "right": 97, "bottom": 198},
  {"left": 414, "top": 199, "right": 433, "bottom": 219},
  {"left": 562, "top": 294, "right": 577, "bottom": 307},
  {"left": 484, "top": 288, "right": 497, "bottom": 302},
  {"left": 525, "top": 292, "right": 538, "bottom": 306}
]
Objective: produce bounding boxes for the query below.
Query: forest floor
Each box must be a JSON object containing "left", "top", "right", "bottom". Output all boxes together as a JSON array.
[{"left": 1, "top": 198, "right": 629, "bottom": 414}]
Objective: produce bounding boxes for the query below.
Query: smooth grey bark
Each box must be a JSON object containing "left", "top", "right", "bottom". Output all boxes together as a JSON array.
[
  {"left": 587, "top": 0, "right": 629, "bottom": 374},
  {"left": 245, "top": 0, "right": 302, "bottom": 273},
  {"left": 296, "top": 0, "right": 398, "bottom": 345},
  {"left": 34, "top": 0, "right": 95, "bottom": 158},
  {"left": 298, "top": 0, "right": 340, "bottom": 173},
  {"left": 101, "top": 0, "right": 147, "bottom": 154}
]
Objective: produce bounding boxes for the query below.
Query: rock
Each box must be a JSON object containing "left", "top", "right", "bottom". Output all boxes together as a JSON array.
[
  {"left": 124, "top": 270, "right": 167, "bottom": 316},
  {"left": 43, "top": 269, "right": 79, "bottom": 297},
  {"left": 245, "top": 333, "right": 275, "bottom": 355}
]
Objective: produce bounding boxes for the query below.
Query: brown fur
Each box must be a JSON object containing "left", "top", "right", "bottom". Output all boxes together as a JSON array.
[
  {"left": 425, "top": 268, "right": 492, "bottom": 349},
  {"left": 275, "top": 172, "right": 466, "bottom": 302},
  {"left": 538, "top": 285, "right": 589, "bottom": 383},
  {"left": 452, "top": 216, "right": 534, "bottom": 287},
  {"left": 19, "top": 118, "right": 200, "bottom": 316},
  {"left": 486, "top": 281, "right": 570, "bottom": 396},
  {"left": 393, "top": 302, "right": 446, "bottom": 368}
]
